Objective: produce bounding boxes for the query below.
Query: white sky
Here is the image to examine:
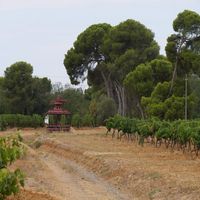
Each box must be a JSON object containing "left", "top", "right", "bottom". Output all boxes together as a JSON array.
[{"left": 0, "top": 0, "right": 199, "bottom": 87}]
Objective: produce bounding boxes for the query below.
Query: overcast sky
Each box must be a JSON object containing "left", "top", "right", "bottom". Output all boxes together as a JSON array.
[{"left": 0, "top": 0, "right": 199, "bottom": 87}]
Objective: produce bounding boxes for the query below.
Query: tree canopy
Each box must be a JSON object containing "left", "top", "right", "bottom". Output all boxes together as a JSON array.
[
  {"left": 64, "top": 10, "right": 200, "bottom": 120},
  {"left": 165, "top": 10, "right": 200, "bottom": 94},
  {"left": 1, "top": 10, "right": 200, "bottom": 123},
  {"left": 2, "top": 61, "right": 52, "bottom": 115},
  {"left": 3, "top": 62, "right": 33, "bottom": 114},
  {"left": 143, "top": 10, "right": 200, "bottom": 120},
  {"left": 64, "top": 19, "right": 159, "bottom": 116}
]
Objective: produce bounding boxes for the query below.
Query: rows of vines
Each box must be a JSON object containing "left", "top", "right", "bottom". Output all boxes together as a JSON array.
[
  {"left": 0, "top": 114, "right": 44, "bottom": 131},
  {"left": 106, "top": 115, "right": 200, "bottom": 158},
  {"left": 0, "top": 135, "right": 25, "bottom": 200}
]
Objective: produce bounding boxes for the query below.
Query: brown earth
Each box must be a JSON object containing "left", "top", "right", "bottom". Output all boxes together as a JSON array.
[
  {"left": 7, "top": 190, "right": 57, "bottom": 200},
  {"left": 2, "top": 127, "right": 200, "bottom": 200}
]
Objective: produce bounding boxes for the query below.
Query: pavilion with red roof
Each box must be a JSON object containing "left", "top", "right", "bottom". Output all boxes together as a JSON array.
[{"left": 46, "top": 97, "right": 71, "bottom": 132}]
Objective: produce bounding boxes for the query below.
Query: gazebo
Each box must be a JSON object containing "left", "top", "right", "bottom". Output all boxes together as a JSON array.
[{"left": 46, "top": 97, "right": 71, "bottom": 132}]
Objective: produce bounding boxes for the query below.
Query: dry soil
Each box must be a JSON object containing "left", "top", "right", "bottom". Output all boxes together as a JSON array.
[{"left": 2, "top": 127, "right": 200, "bottom": 200}]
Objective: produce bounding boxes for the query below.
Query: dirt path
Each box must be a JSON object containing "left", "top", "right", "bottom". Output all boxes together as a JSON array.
[
  {"left": 36, "top": 149, "right": 130, "bottom": 200},
  {"left": 6, "top": 127, "right": 200, "bottom": 199},
  {"left": 11, "top": 133, "right": 130, "bottom": 200}
]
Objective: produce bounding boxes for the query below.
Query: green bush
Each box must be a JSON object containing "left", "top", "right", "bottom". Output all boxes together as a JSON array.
[
  {"left": 0, "top": 117, "right": 6, "bottom": 131},
  {"left": 82, "top": 114, "right": 94, "bottom": 127},
  {"left": 105, "top": 115, "right": 200, "bottom": 152},
  {"left": 0, "top": 114, "right": 43, "bottom": 130},
  {"left": 0, "top": 135, "right": 25, "bottom": 200},
  {"left": 71, "top": 114, "right": 82, "bottom": 128}
]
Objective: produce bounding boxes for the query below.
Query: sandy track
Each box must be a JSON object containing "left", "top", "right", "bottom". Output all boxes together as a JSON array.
[
  {"left": 11, "top": 134, "right": 130, "bottom": 200},
  {"left": 6, "top": 127, "right": 200, "bottom": 199},
  {"left": 37, "top": 150, "right": 129, "bottom": 200}
]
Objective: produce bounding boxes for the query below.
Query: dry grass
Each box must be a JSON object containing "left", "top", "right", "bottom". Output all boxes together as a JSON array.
[{"left": 3, "top": 127, "right": 200, "bottom": 200}]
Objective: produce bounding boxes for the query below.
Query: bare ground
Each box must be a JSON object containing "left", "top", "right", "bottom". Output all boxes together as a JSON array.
[{"left": 3, "top": 127, "right": 200, "bottom": 200}]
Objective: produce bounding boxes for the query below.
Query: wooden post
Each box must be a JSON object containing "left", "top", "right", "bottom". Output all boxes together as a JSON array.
[{"left": 185, "top": 74, "right": 188, "bottom": 120}]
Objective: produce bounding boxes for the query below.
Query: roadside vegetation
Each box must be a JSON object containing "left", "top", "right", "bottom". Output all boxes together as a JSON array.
[{"left": 0, "top": 135, "right": 24, "bottom": 200}]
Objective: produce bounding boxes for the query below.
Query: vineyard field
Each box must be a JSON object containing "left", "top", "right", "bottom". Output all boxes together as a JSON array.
[{"left": 1, "top": 127, "right": 200, "bottom": 200}]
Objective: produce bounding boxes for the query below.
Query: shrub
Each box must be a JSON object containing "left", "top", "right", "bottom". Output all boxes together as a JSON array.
[
  {"left": 0, "top": 114, "right": 43, "bottom": 130},
  {"left": 71, "top": 114, "right": 82, "bottom": 128},
  {"left": 0, "top": 135, "right": 25, "bottom": 200}
]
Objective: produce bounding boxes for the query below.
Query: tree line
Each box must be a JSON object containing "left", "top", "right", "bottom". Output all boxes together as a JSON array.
[
  {"left": 0, "top": 62, "right": 113, "bottom": 126},
  {"left": 0, "top": 61, "right": 52, "bottom": 115},
  {"left": 0, "top": 10, "right": 199, "bottom": 125},
  {"left": 64, "top": 10, "right": 200, "bottom": 121}
]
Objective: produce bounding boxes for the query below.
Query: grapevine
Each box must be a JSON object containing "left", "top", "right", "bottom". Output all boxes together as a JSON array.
[
  {"left": 106, "top": 115, "right": 200, "bottom": 158},
  {"left": 0, "top": 134, "right": 25, "bottom": 200}
]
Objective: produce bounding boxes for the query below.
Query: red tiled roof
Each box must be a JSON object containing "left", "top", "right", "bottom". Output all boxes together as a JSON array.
[{"left": 47, "top": 108, "right": 70, "bottom": 115}]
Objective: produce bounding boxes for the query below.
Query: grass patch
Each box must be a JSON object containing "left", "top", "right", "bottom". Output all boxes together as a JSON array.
[
  {"left": 148, "top": 188, "right": 161, "bottom": 200},
  {"left": 32, "top": 140, "right": 42, "bottom": 149},
  {"left": 146, "top": 172, "right": 161, "bottom": 180}
]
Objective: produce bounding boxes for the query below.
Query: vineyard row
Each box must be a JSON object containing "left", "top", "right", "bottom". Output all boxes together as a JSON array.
[{"left": 106, "top": 115, "right": 200, "bottom": 158}]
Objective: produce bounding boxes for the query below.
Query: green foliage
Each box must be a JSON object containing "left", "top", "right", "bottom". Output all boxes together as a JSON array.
[
  {"left": 31, "top": 77, "right": 52, "bottom": 115},
  {"left": 104, "top": 19, "right": 159, "bottom": 82},
  {"left": 0, "top": 117, "right": 6, "bottom": 131},
  {"left": 150, "top": 59, "right": 172, "bottom": 83},
  {"left": 3, "top": 62, "right": 33, "bottom": 115},
  {"left": 0, "top": 137, "right": 24, "bottom": 168},
  {"left": 0, "top": 169, "right": 24, "bottom": 200},
  {"left": 96, "top": 96, "right": 117, "bottom": 125},
  {"left": 166, "top": 10, "right": 200, "bottom": 76},
  {"left": 103, "top": 19, "right": 159, "bottom": 62},
  {"left": 71, "top": 114, "right": 82, "bottom": 128},
  {"left": 165, "top": 96, "right": 184, "bottom": 120},
  {"left": 151, "top": 82, "right": 170, "bottom": 101},
  {"left": 124, "top": 63, "right": 154, "bottom": 98},
  {"left": 72, "top": 113, "right": 96, "bottom": 128},
  {"left": 165, "top": 35, "right": 177, "bottom": 63},
  {"left": 142, "top": 81, "right": 199, "bottom": 120},
  {"left": 163, "top": 10, "right": 200, "bottom": 117},
  {"left": 31, "top": 114, "right": 44, "bottom": 128},
  {"left": 0, "top": 135, "right": 25, "bottom": 200},
  {"left": 173, "top": 10, "right": 200, "bottom": 35},
  {"left": 82, "top": 114, "right": 94, "bottom": 127},
  {"left": 141, "top": 18, "right": 200, "bottom": 120},
  {"left": 51, "top": 86, "right": 90, "bottom": 117},
  {"left": 0, "top": 78, "right": 8, "bottom": 114},
  {"left": 2, "top": 11, "right": 200, "bottom": 126},
  {"left": 141, "top": 82, "right": 170, "bottom": 118},
  {"left": 2, "top": 62, "right": 52, "bottom": 115},
  {"left": 0, "top": 114, "right": 43, "bottom": 130},
  {"left": 124, "top": 58, "right": 173, "bottom": 118},
  {"left": 145, "top": 102, "right": 167, "bottom": 119},
  {"left": 105, "top": 115, "right": 200, "bottom": 156},
  {"left": 64, "top": 19, "right": 159, "bottom": 116},
  {"left": 88, "top": 94, "right": 117, "bottom": 126},
  {"left": 188, "top": 75, "right": 200, "bottom": 118},
  {"left": 62, "top": 88, "right": 90, "bottom": 116},
  {"left": 64, "top": 23, "right": 111, "bottom": 85},
  {"left": 88, "top": 99, "right": 97, "bottom": 126}
]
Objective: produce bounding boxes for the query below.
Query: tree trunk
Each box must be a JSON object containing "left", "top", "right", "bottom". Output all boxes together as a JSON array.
[
  {"left": 137, "top": 100, "right": 144, "bottom": 119},
  {"left": 168, "top": 39, "right": 185, "bottom": 96},
  {"left": 168, "top": 57, "right": 178, "bottom": 96},
  {"left": 120, "top": 86, "right": 127, "bottom": 116},
  {"left": 101, "top": 71, "right": 127, "bottom": 116},
  {"left": 114, "top": 82, "right": 122, "bottom": 115},
  {"left": 114, "top": 81, "right": 127, "bottom": 116},
  {"left": 101, "top": 71, "right": 114, "bottom": 99}
]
